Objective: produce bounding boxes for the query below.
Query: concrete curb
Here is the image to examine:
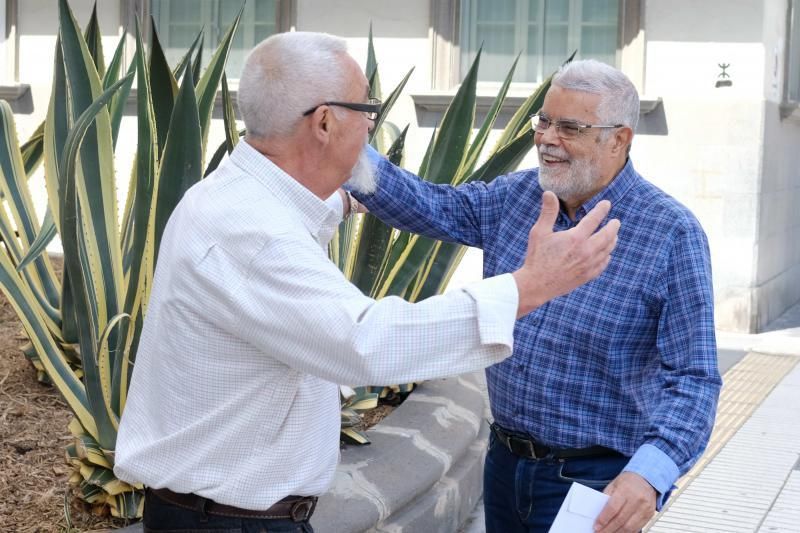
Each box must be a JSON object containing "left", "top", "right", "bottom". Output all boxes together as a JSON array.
[
  {"left": 313, "top": 372, "right": 487, "bottom": 532},
  {"left": 116, "top": 372, "right": 487, "bottom": 533}
]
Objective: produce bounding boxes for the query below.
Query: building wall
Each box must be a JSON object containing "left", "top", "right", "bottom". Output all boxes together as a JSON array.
[
  {"left": 756, "top": 0, "right": 800, "bottom": 331},
  {"left": 633, "top": 0, "right": 796, "bottom": 332}
]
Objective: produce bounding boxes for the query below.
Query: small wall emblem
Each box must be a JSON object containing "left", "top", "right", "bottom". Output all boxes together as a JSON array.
[{"left": 715, "top": 63, "right": 732, "bottom": 88}]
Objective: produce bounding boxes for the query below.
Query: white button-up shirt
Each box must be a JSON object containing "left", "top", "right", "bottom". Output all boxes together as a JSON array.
[{"left": 114, "top": 140, "right": 518, "bottom": 510}]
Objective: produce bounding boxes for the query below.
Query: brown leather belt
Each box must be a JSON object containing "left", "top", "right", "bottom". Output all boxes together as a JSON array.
[
  {"left": 491, "top": 423, "right": 624, "bottom": 460},
  {"left": 149, "top": 487, "right": 317, "bottom": 522}
]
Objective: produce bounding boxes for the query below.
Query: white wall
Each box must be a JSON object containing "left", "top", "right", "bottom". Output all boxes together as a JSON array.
[{"left": 633, "top": 0, "right": 779, "bottom": 331}]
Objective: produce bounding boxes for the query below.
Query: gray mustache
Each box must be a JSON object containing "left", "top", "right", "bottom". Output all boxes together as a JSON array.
[{"left": 538, "top": 147, "right": 570, "bottom": 160}]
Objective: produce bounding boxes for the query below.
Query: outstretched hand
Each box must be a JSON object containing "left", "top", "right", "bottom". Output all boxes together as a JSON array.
[{"left": 512, "top": 191, "right": 620, "bottom": 317}]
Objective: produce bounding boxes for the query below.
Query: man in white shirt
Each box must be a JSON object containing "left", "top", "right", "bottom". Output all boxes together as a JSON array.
[{"left": 114, "top": 31, "right": 620, "bottom": 531}]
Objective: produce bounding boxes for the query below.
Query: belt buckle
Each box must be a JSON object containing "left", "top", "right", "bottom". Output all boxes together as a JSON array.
[
  {"left": 290, "top": 497, "right": 317, "bottom": 522},
  {"left": 509, "top": 435, "right": 539, "bottom": 459}
]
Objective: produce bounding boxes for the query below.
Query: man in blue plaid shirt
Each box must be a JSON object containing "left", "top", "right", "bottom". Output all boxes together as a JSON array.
[{"left": 353, "top": 60, "right": 721, "bottom": 532}]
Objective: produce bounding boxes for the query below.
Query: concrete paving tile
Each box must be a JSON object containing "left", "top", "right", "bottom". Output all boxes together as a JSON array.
[
  {"left": 758, "top": 522, "right": 800, "bottom": 533},
  {"left": 651, "top": 515, "right": 758, "bottom": 532}
]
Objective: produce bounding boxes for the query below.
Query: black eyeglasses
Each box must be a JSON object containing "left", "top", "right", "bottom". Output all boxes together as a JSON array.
[
  {"left": 530, "top": 113, "right": 624, "bottom": 140},
  {"left": 302, "top": 98, "right": 382, "bottom": 120}
]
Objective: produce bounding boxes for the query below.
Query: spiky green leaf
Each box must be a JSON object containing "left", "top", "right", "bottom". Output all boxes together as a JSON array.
[
  {"left": 421, "top": 49, "right": 481, "bottom": 184},
  {"left": 152, "top": 62, "right": 202, "bottom": 261}
]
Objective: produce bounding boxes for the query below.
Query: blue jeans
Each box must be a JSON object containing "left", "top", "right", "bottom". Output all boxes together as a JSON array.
[
  {"left": 143, "top": 489, "right": 314, "bottom": 533},
  {"left": 483, "top": 431, "right": 629, "bottom": 533}
]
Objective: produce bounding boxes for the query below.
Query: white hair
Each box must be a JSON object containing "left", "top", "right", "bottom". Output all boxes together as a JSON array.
[
  {"left": 238, "top": 32, "right": 350, "bottom": 138},
  {"left": 551, "top": 59, "right": 640, "bottom": 133}
]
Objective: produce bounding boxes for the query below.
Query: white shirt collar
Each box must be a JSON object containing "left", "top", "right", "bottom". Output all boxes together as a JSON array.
[{"left": 229, "top": 140, "right": 340, "bottom": 242}]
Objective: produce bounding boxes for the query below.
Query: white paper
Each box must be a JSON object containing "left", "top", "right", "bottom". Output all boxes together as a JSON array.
[{"left": 548, "top": 482, "right": 610, "bottom": 533}]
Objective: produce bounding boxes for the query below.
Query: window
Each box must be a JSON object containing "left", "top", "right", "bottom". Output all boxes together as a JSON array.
[
  {"left": 430, "top": 0, "right": 642, "bottom": 90},
  {"left": 0, "top": 0, "right": 15, "bottom": 84},
  {"left": 150, "top": 0, "right": 289, "bottom": 79},
  {"left": 0, "top": 0, "right": 29, "bottom": 112},
  {"left": 0, "top": 0, "right": 6, "bottom": 83},
  {"left": 460, "top": 0, "right": 619, "bottom": 84},
  {"left": 788, "top": 0, "right": 800, "bottom": 104}
]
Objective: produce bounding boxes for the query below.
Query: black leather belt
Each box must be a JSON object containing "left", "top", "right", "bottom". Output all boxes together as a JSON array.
[
  {"left": 149, "top": 487, "right": 317, "bottom": 522},
  {"left": 491, "top": 423, "right": 623, "bottom": 460}
]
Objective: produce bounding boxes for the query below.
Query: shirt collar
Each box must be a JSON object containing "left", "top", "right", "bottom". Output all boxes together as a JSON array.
[
  {"left": 561, "top": 158, "right": 639, "bottom": 222},
  {"left": 229, "top": 140, "right": 340, "bottom": 241}
]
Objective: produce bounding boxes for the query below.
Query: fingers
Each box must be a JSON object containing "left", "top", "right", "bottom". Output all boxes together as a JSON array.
[
  {"left": 530, "top": 191, "right": 559, "bottom": 239},
  {"left": 575, "top": 218, "right": 619, "bottom": 282},
  {"left": 595, "top": 498, "right": 628, "bottom": 532},
  {"left": 596, "top": 504, "right": 651, "bottom": 533},
  {"left": 514, "top": 195, "right": 619, "bottom": 316},
  {"left": 595, "top": 472, "right": 657, "bottom": 533},
  {"left": 574, "top": 199, "right": 612, "bottom": 239},
  {"left": 596, "top": 482, "right": 625, "bottom": 531},
  {"left": 588, "top": 218, "right": 620, "bottom": 256}
]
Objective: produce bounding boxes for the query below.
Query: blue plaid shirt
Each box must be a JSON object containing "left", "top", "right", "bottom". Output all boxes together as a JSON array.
[{"left": 356, "top": 155, "right": 721, "bottom": 503}]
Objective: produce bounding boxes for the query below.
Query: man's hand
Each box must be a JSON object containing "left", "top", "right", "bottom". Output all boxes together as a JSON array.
[
  {"left": 512, "top": 191, "right": 620, "bottom": 317},
  {"left": 594, "top": 471, "right": 657, "bottom": 533},
  {"left": 337, "top": 189, "right": 370, "bottom": 218}
]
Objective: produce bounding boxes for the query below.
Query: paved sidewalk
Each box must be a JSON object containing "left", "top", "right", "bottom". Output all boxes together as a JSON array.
[{"left": 461, "top": 303, "right": 800, "bottom": 533}]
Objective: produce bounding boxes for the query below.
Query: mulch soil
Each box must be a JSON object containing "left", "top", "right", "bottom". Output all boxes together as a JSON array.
[{"left": 0, "top": 257, "right": 129, "bottom": 532}]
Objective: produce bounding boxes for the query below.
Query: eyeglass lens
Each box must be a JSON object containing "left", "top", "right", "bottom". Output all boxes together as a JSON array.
[{"left": 531, "top": 115, "right": 582, "bottom": 139}]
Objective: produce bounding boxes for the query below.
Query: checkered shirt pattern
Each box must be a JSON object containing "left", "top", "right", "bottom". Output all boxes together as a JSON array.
[{"left": 357, "top": 157, "right": 722, "bottom": 497}]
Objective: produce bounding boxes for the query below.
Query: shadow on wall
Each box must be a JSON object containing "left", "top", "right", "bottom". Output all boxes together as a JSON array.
[
  {"left": 412, "top": 97, "right": 670, "bottom": 136},
  {"left": 0, "top": 86, "right": 34, "bottom": 114},
  {"left": 636, "top": 99, "right": 668, "bottom": 136}
]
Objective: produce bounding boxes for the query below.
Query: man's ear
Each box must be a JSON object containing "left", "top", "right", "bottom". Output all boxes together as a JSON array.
[
  {"left": 310, "top": 106, "right": 333, "bottom": 145},
  {"left": 611, "top": 126, "right": 633, "bottom": 156}
]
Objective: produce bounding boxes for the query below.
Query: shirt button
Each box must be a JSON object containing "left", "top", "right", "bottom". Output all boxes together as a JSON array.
[
  {"left": 516, "top": 364, "right": 524, "bottom": 372},
  {"left": 530, "top": 317, "right": 540, "bottom": 326}
]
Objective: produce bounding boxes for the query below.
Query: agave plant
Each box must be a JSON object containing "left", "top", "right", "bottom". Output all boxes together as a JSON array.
[
  {"left": 0, "top": 0, "right": 241, "bottom": 518},
  {"left": 331, "top": 31, "right": 563, "bottom": 444}
]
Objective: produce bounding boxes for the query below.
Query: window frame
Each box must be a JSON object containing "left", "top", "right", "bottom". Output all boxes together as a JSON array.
[
  {"left": 0, "top": 0, "right": 7, "bottom": 83},
  {"left": 430, "top": 0, "right": 643, "bottom": 92},
  {"left": 781, "top": 0, "right": 800, "bottom": 120},
  {"left": 0, "top": 0, "right": 30, "bottom": 111},
  {"left": 123, "top": 0, "right": 296, "bottom": 84},
  {"left": 459, "top": 0, "right": 620, "bottom": 85}
]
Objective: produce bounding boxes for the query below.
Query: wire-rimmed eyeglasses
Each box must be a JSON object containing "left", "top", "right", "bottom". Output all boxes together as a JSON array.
[
  {"left": 302, "top": 98, "right": 382, "bottom": 120},
  {"left": 530, "top": 113, "right": 624, "bottom": 140}
]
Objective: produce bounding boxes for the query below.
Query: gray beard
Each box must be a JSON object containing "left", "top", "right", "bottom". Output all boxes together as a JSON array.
[
  {"left": 537, "top": 148, "right": 598, "bottom": 202},
  {"left": 345, "top": 146, "right": 378, "bottom": 194}
]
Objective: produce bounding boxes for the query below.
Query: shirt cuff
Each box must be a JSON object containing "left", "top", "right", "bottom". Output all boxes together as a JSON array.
[
  {"left": 460, "top": 273, "right": 518, "bottom": 349},
  {"left": 365, "top": 144, "right": 384, "bottom": 166},
  {"left": 622, "top": 443, "right": 680, "bottom": 511}
]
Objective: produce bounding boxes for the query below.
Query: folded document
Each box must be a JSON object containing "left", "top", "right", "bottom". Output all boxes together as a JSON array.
[{"left": 549, "top": 482, "right": 610, "bottom": 533}]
